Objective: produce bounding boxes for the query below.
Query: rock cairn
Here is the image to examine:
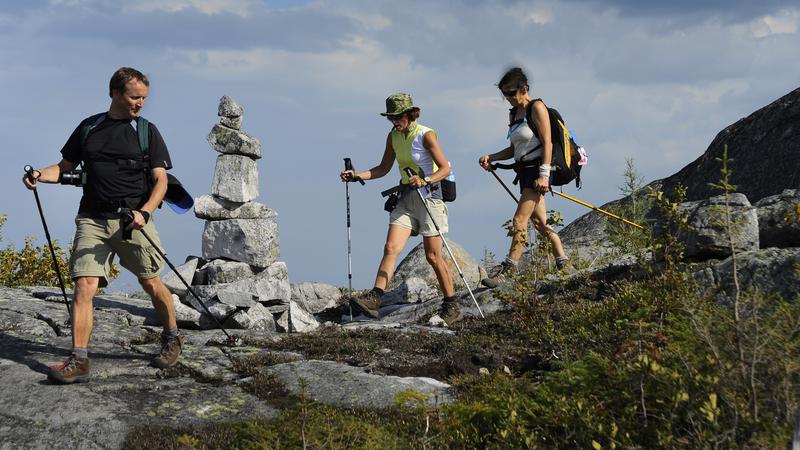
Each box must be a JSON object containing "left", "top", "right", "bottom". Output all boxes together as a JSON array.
[{"left": 164, "top": 96, "right": 293, "bottom": 332}]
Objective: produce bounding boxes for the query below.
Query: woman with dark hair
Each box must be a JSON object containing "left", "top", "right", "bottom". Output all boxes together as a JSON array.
[
  {"left": 340, "top": 93, "right": 461, "bottom": 325},
  {"left": 479, "top": 67, "right": 570, "bottom": 287}
]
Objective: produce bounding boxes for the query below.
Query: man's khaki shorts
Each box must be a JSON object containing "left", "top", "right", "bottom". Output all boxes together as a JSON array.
[
  {"left": 70, "top": 215, "right": 165, "bottom": 287},
  {"left": 389, "top": 193, "right": 448, "bottom": 237}
]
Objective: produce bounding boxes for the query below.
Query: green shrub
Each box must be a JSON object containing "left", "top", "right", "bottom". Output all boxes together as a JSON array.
[{"left": 0, "top": 214, "right": 72, "bottom": 287}]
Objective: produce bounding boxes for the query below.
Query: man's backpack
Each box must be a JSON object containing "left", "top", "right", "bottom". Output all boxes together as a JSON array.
[
  {"left": 80, "top": 113, "right": 150, "bottom": 154},
  {"left": 513, "top": 99, "right": 583, "bottom": 188}
]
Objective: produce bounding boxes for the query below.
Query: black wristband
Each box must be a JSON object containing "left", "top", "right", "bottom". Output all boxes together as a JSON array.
[{"left": 138, "top": 210, "right": 151, "bottom": 224}]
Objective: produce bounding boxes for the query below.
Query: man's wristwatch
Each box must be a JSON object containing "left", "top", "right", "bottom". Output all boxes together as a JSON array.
[{"left": 423, "top": 176, "right": 432, "bottom": 185}]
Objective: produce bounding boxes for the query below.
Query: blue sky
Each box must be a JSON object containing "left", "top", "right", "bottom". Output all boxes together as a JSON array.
[{"left": 1, "top": 0, "right": 798, "bottom": 291}]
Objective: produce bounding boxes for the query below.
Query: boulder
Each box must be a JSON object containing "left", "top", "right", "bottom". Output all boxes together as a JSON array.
[
  {"left": 172, "top": 294, "right": 202, "bottom": 329},
  {"left": 392, "top": 240, "right": 482, "bottom": 291},
  {"left": 678, "top": 193, "right": 759, "bottom": 260},
  {"left": 660, "top": 87, "right": 800, "bottom": 204},
  {"left": 221, "top": 116, "right": 243, "bottom": 130},
  {"left": 266, "top": 360, "right": 452, "bottom": 409},
  {"left": 188, "top": 296, "right": 237, "bottom": 323},
  {"left": 162, "top": 257, "right": 199, "bottom": 298},
  {"left": 290, "top": 282, "right": 342, "bottom": 314},
  {"left": 207, "top": 124, "right": 262, "bottom": 159},
  {"left": 276, "top": 301, "right": 319, "bottom": 333},
  {"left": 218, "top": 95, "right": 243, "bottom": 118},
  {"left": 202, "top": 218, "right": 280, "bottom": 269},
  {"left": 245, "top": 302, "right": 277, "bottom": 332},
  {"left": 215, "top": 290, "right": 258, "bottom": 308},
  {"left": 222, "top": 305, "right": 276, "bottom": 331},
  {"left": 693, "top": 247, "right": 800, "bottom": 304},
  {"left": 211, "top": 154, "right": 259, "bottom": 203},
  {"left": 755, "top": 189, "right": 800, "bottom": 249},
  {"left": 220, "top": 261, "right": 291, "bottom": 304},
  {"left": 194, "top": 195, "right": 277, "bottom": 220},
  {"left": 203, "top": 259, "right": 256, "bottom": 285},
  {"left": 562, "top": 87, "right": 800, "bottom": 262},
  {"left": 381, "top": 277, "right": 438, "bottom": 306}
]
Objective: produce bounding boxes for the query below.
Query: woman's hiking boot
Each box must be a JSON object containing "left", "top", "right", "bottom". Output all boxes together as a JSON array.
[
  {"left": 481, "top": 260, "right": 516, "bottom": 288},
  {"left": 555, "top": 257, "right": 577, "bottom": 275},
  {"left": 350, "top": 291, "right": 381, "bottom": 319},
  {"left": 48, "top": 354, "right": 90, "bottom": 384},
  {"left": 439, "top": 300, "right": 463, "bottom": 327},
  {"left": 153, "top": 335, "right": 184, "bottom": 369}
]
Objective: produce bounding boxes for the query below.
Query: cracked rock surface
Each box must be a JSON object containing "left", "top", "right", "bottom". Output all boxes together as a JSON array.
[{"left": 0, "top": 284, "right": 488, "bottom": 449}]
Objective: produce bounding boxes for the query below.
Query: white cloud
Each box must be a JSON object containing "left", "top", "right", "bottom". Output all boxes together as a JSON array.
[
  {"left": 124, "top": 0, "right": 258, "bottom": 17},
  {"left": 167, "top": 35, "right": 427, "bottom": 96},
  {"left": 749, "top": 9, "right": 799, "bottom": 38},
  {"left": 523, "top": 8, "right": 553, "bottom": 25}
]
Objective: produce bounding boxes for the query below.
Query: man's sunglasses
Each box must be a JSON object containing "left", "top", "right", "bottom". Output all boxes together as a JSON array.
[{"left": 386, "top": 114, "right": 404, "bottom": 122}]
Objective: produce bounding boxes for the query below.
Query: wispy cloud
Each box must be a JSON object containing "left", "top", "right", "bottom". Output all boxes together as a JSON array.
[
  {"left": 749, "top": 9, "right": 800, "bottom": 37},
  {"left": 123, "top": 0, "right": 259, "bottom": 17}
]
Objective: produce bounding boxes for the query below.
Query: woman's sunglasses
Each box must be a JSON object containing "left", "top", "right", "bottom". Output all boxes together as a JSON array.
[
  {"left": 501, "top": 89, "right": 518, "bottom": 98},
  {"left": 386, "top": 114, "right": 404, "bottom": 122}
]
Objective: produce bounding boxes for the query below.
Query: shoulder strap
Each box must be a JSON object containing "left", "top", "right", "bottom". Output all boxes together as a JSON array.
[
  {"left": 525, "top": 99, "right": 543, "bottom": 140},
  {"left": 79, "top": 113, "right": 150, "bottom": 155},
  {"left": 80, "top": 113, "right": 107, "bottom": 149},
  {"left": 136, "top": 116, "right": 149, "bottom": 155}
]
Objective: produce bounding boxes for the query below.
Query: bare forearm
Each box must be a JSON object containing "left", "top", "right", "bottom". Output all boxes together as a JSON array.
[
  {"left": 358, "top": 164, "right": 390, "bottom": 181},
  {"left": 141, "top": 178, "right": 167, "bottom": 214},
  {"left": 488, "top": 146, "right": 513, "bottom": 161},
  {"left": 36, "top": 161, "right": 74, "bottom": 183}
]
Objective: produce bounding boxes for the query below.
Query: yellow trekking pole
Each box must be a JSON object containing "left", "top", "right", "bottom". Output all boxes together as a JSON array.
[
  {"left": 488, "top": 164, "right": 644, "bottom": 230},
  {"left": 551, "top": 191, "right": 644, "bottom": 230}
]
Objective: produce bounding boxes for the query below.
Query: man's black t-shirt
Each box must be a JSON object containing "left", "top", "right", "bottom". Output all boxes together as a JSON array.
[{"left": 60, "top": 116, "right": 172, "bottom": 219}]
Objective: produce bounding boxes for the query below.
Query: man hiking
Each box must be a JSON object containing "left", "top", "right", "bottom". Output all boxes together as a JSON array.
[{"left": 22, "top": 67, "right": 182, "bottom": 384}]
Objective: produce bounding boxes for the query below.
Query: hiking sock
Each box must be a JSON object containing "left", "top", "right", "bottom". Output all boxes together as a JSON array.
[
  {"left": 162, "top": 327, "right": 180, "bottom": 339},
  {"left": 555, "top": 256, "right": 570, "bottom": 269},
  {"left": 443, "top": 296, "right": 457, "bottom": 303},
  {"left": 371, "top": 287, "right": 385, "bottom": 297},
  {"left": 72, "top": 347, "right": 88, "bottom": 359},
  {"left": 503, "top": 256, "right": 519, "bottom": 269}
]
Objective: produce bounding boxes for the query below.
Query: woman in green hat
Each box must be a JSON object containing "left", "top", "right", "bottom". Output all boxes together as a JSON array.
[
  {"left": 340, "top": 93, "right": 461, "bottom": 326},
  {"left": 479, "top": 67, "right": 571, "bottom": 287}
]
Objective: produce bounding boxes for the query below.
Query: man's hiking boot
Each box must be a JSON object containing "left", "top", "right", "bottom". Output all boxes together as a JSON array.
[
  {"left": 153, "top": 335, "right": 184, "bottom": 369},
  {"left": 48, "top": 354, "right": 90, "bottom": 384},
  {"left": 350, "top": 291, "right": 381, "bottom": 319},
  {"left": 439, "top": 300, "right": 463, "bottom": 327},
  {"left": 481, "top": 261, "right": 515, "bottom": 288}
]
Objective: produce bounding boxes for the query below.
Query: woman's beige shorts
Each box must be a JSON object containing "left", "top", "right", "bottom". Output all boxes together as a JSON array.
[
  {"left": 389, "top": 193, "right": 448, "bottom": 237},
  {"left": 70, "top": 216, "right": 165, "bottom": 287}
]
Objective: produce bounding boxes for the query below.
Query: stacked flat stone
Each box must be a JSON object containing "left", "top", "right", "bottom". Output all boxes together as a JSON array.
[{"left": 164, "top": 96, "right": 292, "bottom": 332}]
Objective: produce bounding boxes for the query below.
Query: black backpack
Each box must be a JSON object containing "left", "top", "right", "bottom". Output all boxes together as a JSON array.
[
  {"left": 512, "top": 99, "right": 582, "bottom": 188},
  {"left": 80, "top": 113, "right": 150, "bottom": 153}
]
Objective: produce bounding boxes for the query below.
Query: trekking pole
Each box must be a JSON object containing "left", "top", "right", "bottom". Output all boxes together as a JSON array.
[
  {"left": 403, "top": 168, "right": 484, "bottom": 319},
  {"left": 120, "top": 209, "right": 241, "bottom": 346},
  {"left": 488, "top": 165, "right": 520, "bottom": 203},
  {"left": 24, "top": 165, "right": 72, "bottom": 318},
  {"left": 488, "top": 164, "right": 643, "bottom": 230},
  {"left": 551, "top": 191, "right": 644, "bottom": 230},
  {"left": 343, "top": 158, "right": 364, "bottom": 320}
]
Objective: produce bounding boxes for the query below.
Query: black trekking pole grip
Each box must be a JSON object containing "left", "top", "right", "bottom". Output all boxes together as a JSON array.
[
  {"left": 24, "top": 165, "right": 35, "bottom": 180},
  {"left": 344, "top": 158, "right": 365, "bottom": 185}
]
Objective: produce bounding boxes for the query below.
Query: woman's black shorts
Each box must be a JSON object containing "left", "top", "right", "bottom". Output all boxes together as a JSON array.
[{"left": 514, "top": 158, "right": 543, "bottom": 195}]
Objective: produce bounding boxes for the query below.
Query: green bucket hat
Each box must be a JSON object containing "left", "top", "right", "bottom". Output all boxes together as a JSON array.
[{"left": 380, "top": 93, "right": 416, "bottom": 116}]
